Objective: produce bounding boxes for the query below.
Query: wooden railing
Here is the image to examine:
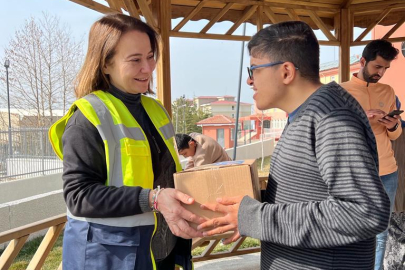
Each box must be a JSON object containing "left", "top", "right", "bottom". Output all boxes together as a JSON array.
[
  {"left": 0, "top": 176, "right": 267, "bottom": 269},
  {"left": 0, "top": 214, "right": 66, "bottom": 270}
]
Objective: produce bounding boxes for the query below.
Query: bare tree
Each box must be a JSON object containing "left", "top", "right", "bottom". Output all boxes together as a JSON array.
[{"left": 0, "top": 13, "right": 83, "bottom": 128}]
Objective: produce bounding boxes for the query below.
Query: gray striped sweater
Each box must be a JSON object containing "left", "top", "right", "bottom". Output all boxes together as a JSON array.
[{"left": 238, "top": 82, "right": 391, "bottom": 270}]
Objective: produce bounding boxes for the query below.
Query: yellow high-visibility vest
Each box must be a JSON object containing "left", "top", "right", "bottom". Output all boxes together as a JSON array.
[{"left": 49, "top": 90, "right": 182, "bottom": 228}]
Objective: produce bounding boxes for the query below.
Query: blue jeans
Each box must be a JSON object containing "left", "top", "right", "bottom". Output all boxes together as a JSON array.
[{"left": 374, "top": 171, "right": 398, "bottom": 270}]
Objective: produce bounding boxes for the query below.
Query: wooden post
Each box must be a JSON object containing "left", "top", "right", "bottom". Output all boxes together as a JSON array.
[
  {"left": 339, "top": 9, "right": 351, "bottom": 83},
  {"left": 152, "top": 0, "right": 173, "bottom": 116}
]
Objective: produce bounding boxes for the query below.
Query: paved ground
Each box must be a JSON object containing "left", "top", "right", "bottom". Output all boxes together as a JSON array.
[{"left": 194, "top": 253, "right": 260, "bottom": 270}]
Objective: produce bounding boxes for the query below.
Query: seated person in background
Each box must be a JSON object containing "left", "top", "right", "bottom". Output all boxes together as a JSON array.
[{"left": 175, "top": 133, "right": 232, "bottom": 169}]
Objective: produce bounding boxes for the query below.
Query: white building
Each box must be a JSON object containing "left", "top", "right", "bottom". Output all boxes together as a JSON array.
[{"left": 194, "top": 96, "right": 252, "bottom": 118}]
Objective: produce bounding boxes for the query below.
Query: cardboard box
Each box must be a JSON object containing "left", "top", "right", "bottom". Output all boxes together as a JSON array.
[{"left": 174, "top": 159, "right": 260, "bottom": 229}]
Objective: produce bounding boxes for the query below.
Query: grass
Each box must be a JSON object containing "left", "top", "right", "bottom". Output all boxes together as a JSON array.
[
  {"left": 0, "top": 234, "right": 63, "bottom": 270},
  {"left": 192, "top": 237, "right": 260, "bottom": 256},
  {"left": 2, "top": 233, "right": 259, "bottom": 267}
]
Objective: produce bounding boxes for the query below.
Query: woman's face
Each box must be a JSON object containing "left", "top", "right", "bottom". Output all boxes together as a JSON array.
[{"left": 103, "top": 30, "right": 156, "bottom": 94}]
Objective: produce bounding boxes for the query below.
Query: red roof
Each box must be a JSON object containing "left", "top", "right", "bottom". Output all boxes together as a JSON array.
[
  {"left": 197, "top": 95, "right": 235, "bottom": 99},
  {"left": 197, "top": 115, "right": 240, "bottom": 125},
  {"left": 239, "top": 113, "right": 272, "bottom": 121},
  {"left": 209, "top": 100, "right": 251, "bottom": 105}
]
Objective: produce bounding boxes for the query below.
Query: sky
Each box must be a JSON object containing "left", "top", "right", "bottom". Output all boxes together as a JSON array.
[{"left": 0, "top": 0, "right": 368, "bottom": 107}]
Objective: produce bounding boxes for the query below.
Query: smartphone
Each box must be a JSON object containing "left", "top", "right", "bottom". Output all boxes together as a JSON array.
[{"left": 384, "top": 110, "right": 404, "bottom": 118}]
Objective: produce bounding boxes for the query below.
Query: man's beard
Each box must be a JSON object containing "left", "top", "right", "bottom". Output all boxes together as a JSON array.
[{"left": 363, "top": 65, "right": 381, "bottom": 83}]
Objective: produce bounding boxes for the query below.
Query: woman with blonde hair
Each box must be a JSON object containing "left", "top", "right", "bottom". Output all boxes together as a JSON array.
[{"left": 49, "top": 13, "right": 203, "bottom": 270}]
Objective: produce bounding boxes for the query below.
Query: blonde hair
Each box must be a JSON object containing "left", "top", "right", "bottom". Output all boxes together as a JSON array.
[{"left": 75, "top": 14, "right": 160, "bottom": 98}]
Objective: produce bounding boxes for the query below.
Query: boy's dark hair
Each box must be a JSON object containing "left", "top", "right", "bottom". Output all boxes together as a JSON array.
[
  {"left": 248, "top": 21, "right": 320, "bottom": 83},
  {"left": 362, "top": 39, "right": 399, "bottom": 62},
  {"left": 175, "top": 134, "right": 195, "bottom": 151}
]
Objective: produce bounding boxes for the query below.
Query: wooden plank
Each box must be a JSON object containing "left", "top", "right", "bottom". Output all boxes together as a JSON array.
[
  {"left": 138, "top": 0, "right": 157, "bottom": 29},
  {"left": 257, "top": 5, "right": 263, "bottom": 31},
  {"left": 192, "top": 247, "right": 261, "bottom": 262},
  {"left": 263, "top": 7, "right": 279, "bottom": 24},
  {"left": 0, "top": 214, "right": 66, "bottom": 244},
  {"left": 105, "top": 0, "right": 120, "bottom": 11},
  {"left": 355, "top": 8, "right": 391, "bottom": 42},
  {"left": 0, "top": 235, "right": 29, "bottom": 270},
  {"left": 285, "top": 8, "right": 300, "bottom": 21},
  {"left": 341, "top": 0, "right": 355, "bottom": 9},
  {"left": 352, "top": 36, "right": 405, "bottom": 46},
  {"left": 350, "top": 0, "right": 405, "bottom": 13},
  {"left": 27, "top": 223, "right": 65, "bottom": 270},
  {"left": 307, "top": 10, "right": 337, "bottom": 41},
  {"left": 229, "top": 236, "right": 247, "bottom": 252},
  {"left": 201, "top": 3, "right": 233, "bottom": 33},
  {"left": 173, "top": 0, "right": 208, "bottom": 32},
  {"left": 339, "top": 9, "right": 351, "bottom": 83},
  {"left": 170, "top": 31, "right": 340, "bottom": 45},
  {"left": 382, "top": 15, "right": 405, "bottom": 39},
  {"left": 201, "top": 239, "right": 221, "bottom": 257},
  {"left": 226, "top": 5, "right": 258, "bottom": 35},
  {"left": 351, "top": 0, "right": 405, "bottom": 12},
  {"left": 68, "top": 0, "right": 117, "bottom": 14},
  {"left": 171, "top": 0, "right": 340, "bottom": 11},
  {"left": 152, "top": 0, "right": 173, "bottom": 115},
  {"left": 122, "top": 0, "right": 141, "bottom": 19}
]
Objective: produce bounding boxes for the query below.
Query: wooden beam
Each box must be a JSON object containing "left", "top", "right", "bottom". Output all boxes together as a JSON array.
[
  {"left": 226, "top": 5, "right": 258, "bottom": 35},
  {"left": 138, "top": 0, "right": 157, "bottom": 29},
  {"left": 263, "top": 7, "right": 279, "bottom": 24},
  {"left": 173, "top": 0, "right": 208, "bottom": 32},
  {"left": 307, "top": 10, "right": 337, "bottom": 41},
  {"left": 341, "top": 0, "right": 354, "bottom": 9},
  {"left": 352, "top": 36, "right": 405, "bottom": 46},
  {"left": 201, "top": 3, "right": 233, "bottom": 34},
  {"left": 27, "top": 224, "right": 65, "bottom": 270},
  {"left": 355, "top": 8, "right": 391, "bottom": 42},
  {"left": 105, "top": 0, "right": 120, "bottom": 11},
  {"left": 0, "top": 235, "right": 29, "bottom": 270},
  {"left": 285, "top": 8, "right": 300, "bottom": 21},
  {"left": 257, "top": 5, "right": 263, "bottom": 32},
  {"left": 382, "top": 15, "right": 405, "bottom": 39},
  {"left": 0, "top": 214, "right": 66, "bottom": 244},
  {"left": 170, "top": 31, "right": 340, "bottom": 46},
  {"left": 152, "top": 0, "right": 173, "bottom": 115},
  {"left": 339, "top": 9, "right": 351, "bottom": 83},
  {"left": 122, "top": 0, "right": 141, "bottom": 19},
  {"left": 68, "top": 0, "right": 117, "bottom": 14},
  {"left": 351, "top": 0, "right": 405, "bottom": 12}
]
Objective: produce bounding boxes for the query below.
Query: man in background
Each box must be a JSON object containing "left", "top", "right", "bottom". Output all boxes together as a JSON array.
[
  {"left": 175, "top": 133, "right": 231, "bottom": 169},
  {"left": 340, "top": 39, "right": 401, "bottom": 270}
]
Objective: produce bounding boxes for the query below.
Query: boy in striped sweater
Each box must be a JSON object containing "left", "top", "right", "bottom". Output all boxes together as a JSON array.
[{"left": 197, "top": 21, "right": 391, "bottom": 270}]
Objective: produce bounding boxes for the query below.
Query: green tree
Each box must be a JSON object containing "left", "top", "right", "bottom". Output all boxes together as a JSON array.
[{"left": 172, "top": 96, "right": 211, "bottom": 134}]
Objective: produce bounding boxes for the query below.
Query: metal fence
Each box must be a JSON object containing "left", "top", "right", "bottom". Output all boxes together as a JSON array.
[{"left": 0, "top": 128, "right": 62, "bottom": 181}]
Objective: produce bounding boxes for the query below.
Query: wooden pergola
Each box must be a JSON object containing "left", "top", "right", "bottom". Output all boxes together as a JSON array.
[{"left": 67, "top": 0, "right": 405, "bottom": 115}]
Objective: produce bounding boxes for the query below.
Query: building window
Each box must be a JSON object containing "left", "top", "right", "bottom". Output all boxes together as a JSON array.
[
  {"left": 263, "top": 120, "right": 270, "bottom": 128},
  {"left": 331, "top": 76, "right": 336, "bottom": 81},
  {"left": 232, "top": 106, "right": 235, "bottom": 110},
  {"left": 232, "top": 113, "right": 235, "bottom": 118}
]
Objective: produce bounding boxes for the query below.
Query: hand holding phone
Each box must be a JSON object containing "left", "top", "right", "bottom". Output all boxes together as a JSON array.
[{"left": 383, "top": 110, "right": 403, "bottom": 119}]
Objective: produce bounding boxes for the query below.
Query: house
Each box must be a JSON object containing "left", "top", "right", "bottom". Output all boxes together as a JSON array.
[
  {"left": 194, "top": 95, "right": 252, "bottom": 119},
  {"left": 196, "top": 115, "right": 241, "bottom": 149}
]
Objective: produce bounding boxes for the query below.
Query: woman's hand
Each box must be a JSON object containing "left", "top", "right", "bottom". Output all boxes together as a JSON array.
[
  {"left": 197, "top": 196, "right": 244, "bottom": 245},
  {"left": 157, "top": 188, "right": 206, "bottom": 239}
]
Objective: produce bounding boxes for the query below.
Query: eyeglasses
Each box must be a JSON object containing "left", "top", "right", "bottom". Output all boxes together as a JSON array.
[{"left": 247, "top": 61, "right": 298, "bottom": 80}]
